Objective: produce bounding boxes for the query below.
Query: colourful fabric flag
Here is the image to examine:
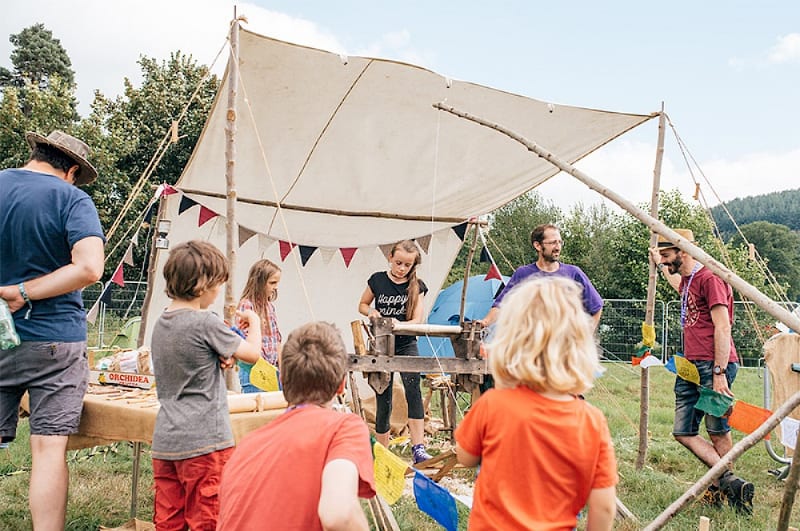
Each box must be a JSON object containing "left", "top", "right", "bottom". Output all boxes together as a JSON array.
[
  {"left": 639, "top": 355, "right": 664, "bottom": 369},
  {"left": 665, "top": 356, "right": 677, "bottom": 374},
  {"left": 373, "top": 442, "right": 409, "bottom": 504},
  {"left": 198, "top": 205, "right": 218, "bottom": 226},
  {"left": 694, "top": 387, "right": 734, "bottom": 418},
  {"left": 780, "top": 417, "right": 800, "bottom": 450},
  {"left": 111, "top": 263, "right": 125, "bottom": 287},
  {"left": 673, "top": 356, "right": 701, "bottom": 385},
  {"left": 484, "top": 263, "right": 502, "bottom": 281},
  {"left": 641, "top": 322, "right": 656, "bottom": 348},
  {"left": 249, "top": 358, "right": 280, "bottom": 392},
  {"left": 631, "top": 356, "right": 643, "bottom": 366},
  {"left": 340, "top": 247, "right": 357, "bottom": 267},
  {"left": 413, "top": 471, "right": 458, "bottom": 531},
  {"left": 728, "top": 401, "right": 772, "bottom": 439}
]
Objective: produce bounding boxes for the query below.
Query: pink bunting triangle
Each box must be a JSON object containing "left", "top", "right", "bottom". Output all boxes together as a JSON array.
[
  {"left": 198, "top": 206, "right": 219, "bottom": 227},
  {"left": 340, "top": 247, "right": 357, "bottom": 267},
  {"left": 123, "top": 244, "right": 135, "bottom": 266},
  {"left": 279, "top": 241, "right": 297, "bottom": 261},
  {"left": 484, "top": 263, "right": 502, "bottom": 281},
  {"left": 111, "top": 263, "right": 125, "bottom": 287}
]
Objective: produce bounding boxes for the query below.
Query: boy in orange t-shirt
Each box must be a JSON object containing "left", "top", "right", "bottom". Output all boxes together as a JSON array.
[
  {"left": 218, "top": 322, "right": 376, "bottom": 530},
  {"left": 455, "top": 276, "right": 617, "bottom": 531}
]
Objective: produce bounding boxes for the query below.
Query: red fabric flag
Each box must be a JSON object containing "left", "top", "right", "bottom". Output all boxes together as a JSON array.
[
  {"left": 484, "top": 263, "right": 502, "bottom": 281},
  {"left": 728, "top": 401, "right": 772, "bottom": 439},
  {"left": 198, "top": 206, "right": 218, "bottom": 226},
  {"left": 279, "top": 241, "right": 296, "bottom": 261},
  {"left": 340, "top": 247, "right": 357, "bottom": 267},
  {"left": 111, "top": 263, "right": 125, "bottom": 287},
  {"left": 631, "top": 356, "right": 642, "bottom": 366},
  {"left": 162, "top": 184, "right": 179, "bottom": 196}
]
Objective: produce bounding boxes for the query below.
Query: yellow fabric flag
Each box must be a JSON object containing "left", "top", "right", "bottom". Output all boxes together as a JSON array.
[
  {"left": 373, "top": 442, "right": 409, "bottom": 504},
  {"left": 641, "top": 322, "right": 656, "bottom": 348},
  {"left": 249, "top": 358, "right": 280, "bottom": 392},
  {"left": 673, "top": 356, "right": 701, "bottom": 385}
]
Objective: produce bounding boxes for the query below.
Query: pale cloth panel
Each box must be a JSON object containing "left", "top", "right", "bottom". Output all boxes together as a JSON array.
[{"left": 764, "top": 332, "right": 800, "bottom": 455}]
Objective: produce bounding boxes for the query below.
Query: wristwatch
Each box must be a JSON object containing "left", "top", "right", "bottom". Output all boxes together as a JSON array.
[{"left": 713, "top": 365, "right": 726, "bottom": 375}]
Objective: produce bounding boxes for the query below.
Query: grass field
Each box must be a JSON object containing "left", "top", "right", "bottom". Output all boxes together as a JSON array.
[{"left": 1, "top": 363, "right": 798, "bottom": 530}]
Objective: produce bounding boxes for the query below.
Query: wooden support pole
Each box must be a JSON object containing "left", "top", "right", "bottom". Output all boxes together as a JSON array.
[
  {"left": 637, "top": 105, "right": 665, "bottom": 470},
  {"left": 433, "top": 102, "right": 800, "bottom": 333}
]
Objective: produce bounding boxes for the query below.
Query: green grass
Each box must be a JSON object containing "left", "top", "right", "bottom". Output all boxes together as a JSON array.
[{"left": 1, "top": 363, "right": 798, "bottom": 529}]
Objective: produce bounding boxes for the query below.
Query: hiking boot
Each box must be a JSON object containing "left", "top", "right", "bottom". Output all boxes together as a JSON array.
[
  {"left": 720, "top": 475, "right": 754, "bottom": 515},
  {"left": 698, "top": 485, "right": 724, "bottom": 508},
  {"left": 412, "top": 444, "right": 433, "bottom": 464}
]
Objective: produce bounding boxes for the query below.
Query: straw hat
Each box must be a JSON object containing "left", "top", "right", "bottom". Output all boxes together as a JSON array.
[
  {"left": 26, "top": 130, "right": 98, "bottom": 185},
  {"left": 657, "top": 229, "right": 695, "bottom": 249}
]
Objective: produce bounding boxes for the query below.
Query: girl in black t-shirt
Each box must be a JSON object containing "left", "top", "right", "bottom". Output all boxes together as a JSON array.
[{"left": 358, "top": 240, "right": 432, "bottom": 464}]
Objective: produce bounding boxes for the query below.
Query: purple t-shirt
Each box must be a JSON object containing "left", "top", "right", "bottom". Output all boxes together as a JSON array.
[{"left": 492, "top": 262, "right": 603, "bottom": 316}]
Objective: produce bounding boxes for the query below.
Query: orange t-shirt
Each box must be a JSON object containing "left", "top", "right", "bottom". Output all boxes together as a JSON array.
[
  {"left": 455, "top": 386, "right": 617, "bottom": 531},
  {"left": 218, "top": 406, "right": 376, "bottom": 530}
]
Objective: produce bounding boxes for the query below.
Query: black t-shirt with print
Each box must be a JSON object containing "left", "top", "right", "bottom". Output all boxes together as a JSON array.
[{"left": 367, "top": 271, "right": 428, "bottom": 350}]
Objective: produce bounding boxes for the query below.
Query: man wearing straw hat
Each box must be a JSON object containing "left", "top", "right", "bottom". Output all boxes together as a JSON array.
[
  {"left": 652, "top": 228, "right": 754, "bottom": 515},
  {"left": 0, "top": 131, "right": 105, "bottom": 530}
]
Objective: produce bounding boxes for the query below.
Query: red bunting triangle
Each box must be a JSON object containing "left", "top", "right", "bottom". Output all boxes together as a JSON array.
[
  {"left": 111, "top": 263, "right": 125, "bottom": 287},
  {"left": 198, "top": 206, "right": 218, "bottom": 226},
  {"left": 340, "top": 247, "right": 357, "bottom": 267},
  {"left": 484, "top": 263, "right": 502, "bottom": 281},
  {"left": 279, "top": 241, "right": 297, "bottom": 261},
  {"left": 162, "top": 184, "right": 179, "bottom": 196}
]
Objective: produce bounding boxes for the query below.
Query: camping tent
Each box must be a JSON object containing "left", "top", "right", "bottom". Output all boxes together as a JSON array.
[
  {"left": 140, "top": 27, "right": 653, "bottom": 345},
  {"left": 418, "top": 274, "right": 509, "bottom": 358}
]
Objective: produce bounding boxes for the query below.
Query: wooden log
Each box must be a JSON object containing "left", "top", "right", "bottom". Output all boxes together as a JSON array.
[{"left": 392, "top": 323, "right": 462, "bottom": 337}]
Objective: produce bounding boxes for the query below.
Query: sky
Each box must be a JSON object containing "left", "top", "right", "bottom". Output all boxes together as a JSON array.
[{"left": 2, "top": 1, "right": 799, "bottom": 212}]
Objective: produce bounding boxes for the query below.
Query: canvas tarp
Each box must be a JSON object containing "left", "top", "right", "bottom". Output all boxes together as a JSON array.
[{"left": 142, "top": 27, "right": 653, "bottom": 346}]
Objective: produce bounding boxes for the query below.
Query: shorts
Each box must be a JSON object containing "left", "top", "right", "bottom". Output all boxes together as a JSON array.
[
  {"left": 0, "top": 341, "right": 88, "bottom": 442},
  {"left": 673, "top": 360, "right": 738, "bottom": 437}
]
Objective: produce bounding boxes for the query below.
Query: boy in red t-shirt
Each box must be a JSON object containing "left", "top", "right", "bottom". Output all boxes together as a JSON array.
[
  {"left": 456, "top": 276, "right": 617, "bottom": 531},
  {"left": 218, "top": 322, "right": 376, "bottom": 530}
]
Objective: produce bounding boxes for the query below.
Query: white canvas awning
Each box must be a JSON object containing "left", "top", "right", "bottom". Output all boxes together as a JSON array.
[{"left": 142, "top": 27, "right": 654, "bottom": 345}]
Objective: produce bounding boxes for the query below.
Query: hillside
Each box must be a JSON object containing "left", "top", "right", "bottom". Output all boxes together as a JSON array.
[{"left": 712, "top": 188, "right": 800, "bottom": 236}]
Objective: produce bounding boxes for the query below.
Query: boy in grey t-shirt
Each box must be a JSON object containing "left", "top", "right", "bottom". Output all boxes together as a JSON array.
[{"left": 150, "top": 240, "right": 263, "bottom": 530}]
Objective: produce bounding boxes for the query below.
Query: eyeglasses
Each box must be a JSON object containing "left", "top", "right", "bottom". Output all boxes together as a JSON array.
[{"left": 541, "top": 239, "right": 563, "bottom": 246}]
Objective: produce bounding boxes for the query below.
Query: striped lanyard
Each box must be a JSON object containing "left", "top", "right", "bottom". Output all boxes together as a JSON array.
[{"left": 680, "top": 263, "right": 702, "bottom": 328}]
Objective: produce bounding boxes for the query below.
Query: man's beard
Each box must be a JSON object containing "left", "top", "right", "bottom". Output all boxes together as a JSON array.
[{"left": 667, "top": 255, "right": 682, "bottom": 275}]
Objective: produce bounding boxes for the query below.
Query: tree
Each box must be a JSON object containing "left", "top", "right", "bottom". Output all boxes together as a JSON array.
[
  {"left": 560, "top": 202, "right": 620, "bottom": 298},
  {"left": 445, "top": 191, "right": 563, "bottom": 286},
  {"left": 89, "top": 52, "right": 219, "bottom": 272},
  {"left": 0, "top": 24, "right": 74, "bottom": 89},
  {"left": 730, "top": 221, "right": 800, "bottom": 300}
]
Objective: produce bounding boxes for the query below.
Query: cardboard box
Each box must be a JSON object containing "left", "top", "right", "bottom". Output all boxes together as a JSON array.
[{"left": 89, "top": 370, "right": 155, "bottom": 389}]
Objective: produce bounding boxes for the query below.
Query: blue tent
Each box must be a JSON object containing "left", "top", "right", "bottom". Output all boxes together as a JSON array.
[{"left": 418, "top": 274, "right": 509, "bottom": 358}]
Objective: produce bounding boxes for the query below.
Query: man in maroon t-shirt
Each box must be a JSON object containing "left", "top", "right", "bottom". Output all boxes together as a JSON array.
[{"left": 652, "top": 229, "right": 754, "bottom": 514}]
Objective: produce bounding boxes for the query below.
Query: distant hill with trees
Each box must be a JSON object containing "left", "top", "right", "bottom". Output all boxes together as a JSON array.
[{"left": 711, "top": 188, "right": 800, "bottom": 235}]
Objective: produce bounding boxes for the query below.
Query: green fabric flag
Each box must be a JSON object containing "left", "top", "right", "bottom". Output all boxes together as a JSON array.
[{"left": 695, "top": 386, "right": 734, "bottom": 418}]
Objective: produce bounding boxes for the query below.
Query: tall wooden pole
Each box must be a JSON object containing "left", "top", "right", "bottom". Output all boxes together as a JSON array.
[
  {"left": 433, "top": 103, "right": 800, "bottom": 333},
  {"left": 636, "top": 105, "right": 665, "bottom": 470},
  {"left": 224, "top": 12, "right": 240, "bottom": 391}
]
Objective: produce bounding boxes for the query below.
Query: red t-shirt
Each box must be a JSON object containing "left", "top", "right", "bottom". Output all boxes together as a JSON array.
[
  {"left": 680, "top": 266, "right": 738, "bottom": 362},
  {"left": 455, "top": 386, "right": 617, "bottom": 531},
  {"left": 218, "top": 406, "right": 376, "bottom": 530}
]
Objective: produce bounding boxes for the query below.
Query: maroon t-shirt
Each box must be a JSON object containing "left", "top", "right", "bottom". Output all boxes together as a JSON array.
[{"left": 680, "top": 266, "right": 738, "bottom": 363}]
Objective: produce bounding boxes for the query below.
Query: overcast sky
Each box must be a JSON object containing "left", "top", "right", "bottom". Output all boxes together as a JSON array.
[{"left": 2, "top": 1, "right": 798, "bottom": 211}]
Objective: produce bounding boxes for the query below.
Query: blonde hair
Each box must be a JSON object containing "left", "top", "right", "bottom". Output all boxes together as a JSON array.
[
  {"left": 389, "top": 240, "right": 422, "bottom": 320},
  {"left": 488, "top": 276, "right": 602, "bottom": 395}
]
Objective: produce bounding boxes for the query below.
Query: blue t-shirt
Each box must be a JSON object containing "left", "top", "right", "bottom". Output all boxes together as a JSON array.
[
  {"left": 492, "top": 262, "right": 603, "bottom": 316},
  {"left": 0, "top": 168, "right": 105, "bottom": 341}
]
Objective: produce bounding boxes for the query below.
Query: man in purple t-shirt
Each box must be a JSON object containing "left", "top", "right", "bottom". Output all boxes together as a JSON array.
[
  {"left": 652, "top": 228, "right": 754, "bottom": 515},
  {"left": 480, "top": 223, "right": 603, "bottom": 329}
]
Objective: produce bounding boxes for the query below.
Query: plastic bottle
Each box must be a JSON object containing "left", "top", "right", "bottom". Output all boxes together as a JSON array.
[{"left": 0, "top": 299, "right": 20, "bottom": 350}]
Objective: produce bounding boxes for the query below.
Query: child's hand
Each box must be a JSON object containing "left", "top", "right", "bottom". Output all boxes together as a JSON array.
[
  {"left": 219, "top": 355, "right": 235, "bottom": 369},
  {"left": 236, "top": 309, "right": 261, "bottom": 328}
]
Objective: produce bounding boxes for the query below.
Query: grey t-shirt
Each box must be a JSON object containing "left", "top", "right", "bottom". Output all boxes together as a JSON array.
[{"left": 150, "top": 308, "right": 242, "bottom": 460}]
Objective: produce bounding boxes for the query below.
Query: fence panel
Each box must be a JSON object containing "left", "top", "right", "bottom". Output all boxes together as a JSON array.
[{"left": 597, "top": 299, "right": 666, "bottom": 363}]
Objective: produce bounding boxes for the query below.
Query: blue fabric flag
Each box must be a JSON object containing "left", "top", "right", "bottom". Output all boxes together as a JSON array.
[
  {"left": 413, "top": 471, "right": 458, "bottom": 531},
  {"left": 665, "top": 355, "right": 677, "bottom": 374}
]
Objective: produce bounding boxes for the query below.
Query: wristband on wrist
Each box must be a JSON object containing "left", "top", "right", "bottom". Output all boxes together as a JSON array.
[{"left": 18, "top": 282, "right": 32, "bottom": 320}]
